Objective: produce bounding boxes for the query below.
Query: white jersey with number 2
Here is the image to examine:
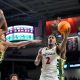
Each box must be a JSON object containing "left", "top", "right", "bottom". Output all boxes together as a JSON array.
[{"left": 39, "top": 46, "right": 65, "bottom": 80}]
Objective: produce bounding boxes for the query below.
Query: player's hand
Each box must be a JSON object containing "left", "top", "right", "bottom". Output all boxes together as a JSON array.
[
  {"left": 34, "top": 59, "right": 39, "bottom": 66},
  {"left": 63, "top": 27, "right": 71, "bottom": 37},
  {"left": 66, "top": 27, "right": 71, "bottom": 33},
  {"left": 32, "top": 40, "right": 42, "bottom": 44}
]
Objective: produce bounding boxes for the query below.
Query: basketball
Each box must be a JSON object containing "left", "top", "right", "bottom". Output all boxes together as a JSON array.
[{"left": 58, "top": 21, "right": 71, "bottom": 34}]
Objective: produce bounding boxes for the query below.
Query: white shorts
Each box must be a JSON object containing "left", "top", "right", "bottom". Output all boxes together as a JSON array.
[{"left": 39, "top": 74, "right": 59, "bottom": 80}]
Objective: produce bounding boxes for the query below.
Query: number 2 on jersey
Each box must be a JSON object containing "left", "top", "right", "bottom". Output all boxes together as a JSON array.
[{"left": 46, "top": 57, "right": 50, "bottom": 64}]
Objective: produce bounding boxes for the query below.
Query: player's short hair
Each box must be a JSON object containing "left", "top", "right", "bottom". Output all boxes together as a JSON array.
[
  {"left": 48, "top": 34, "right": 56, "bottom": 39},
  {"left": 9, "top": 73, "right": 19, "bottom": 79}
]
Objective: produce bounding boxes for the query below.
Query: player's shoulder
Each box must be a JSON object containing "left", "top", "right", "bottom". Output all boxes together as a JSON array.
[{"left": 38, "top": 47, "right": 47, "bottom": 52}]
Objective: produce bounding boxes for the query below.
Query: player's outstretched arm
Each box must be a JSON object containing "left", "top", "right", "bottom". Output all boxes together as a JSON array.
[
  {"left": 17, "top": 40, "right": 42, "bottom": 48},
  {"left": 34, "top": 48, "right": 42, "bottom": 66},
  {"left": 29, "top": 40, "right": 42, "bottom": 44},
  {"left": 58, "top": 28, "right": 70, "bottom": 53},
  {"left": 2, "top": 40, "right": 42, "bottom": 48}
]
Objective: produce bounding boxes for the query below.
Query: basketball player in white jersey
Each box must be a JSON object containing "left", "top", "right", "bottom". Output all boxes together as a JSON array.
[{"left": 35, "top": 29, "right": 70, "bottom": 80}]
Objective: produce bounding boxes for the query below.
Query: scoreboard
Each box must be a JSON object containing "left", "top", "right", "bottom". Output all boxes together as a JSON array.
[{"left": 6, "top": 25, "right": 34, "bottom": 41}]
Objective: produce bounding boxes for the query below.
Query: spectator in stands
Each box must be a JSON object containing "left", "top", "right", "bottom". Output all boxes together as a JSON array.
[{"left": 9, "top": 74, "right": 20, "bottom": 80}]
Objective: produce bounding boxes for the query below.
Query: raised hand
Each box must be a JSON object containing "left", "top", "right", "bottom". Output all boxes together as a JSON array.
[{"left": 64, "top": 27, "right": 71, "bottom": 36}]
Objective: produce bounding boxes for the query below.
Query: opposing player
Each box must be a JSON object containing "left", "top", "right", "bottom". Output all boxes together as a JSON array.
[
  {"left": 35, "top": 29, "right": 70, "bottom": 80},
  {"left": 0, "top": 9, "right": 42, "bottom": 63},
  {"left": 0, "top": 28, "right": 42, "bottom": 63}
]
